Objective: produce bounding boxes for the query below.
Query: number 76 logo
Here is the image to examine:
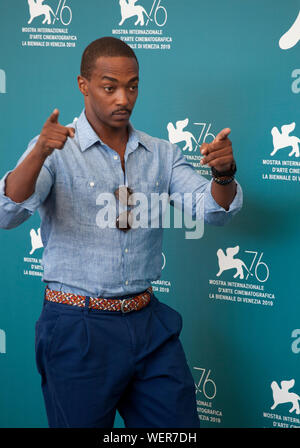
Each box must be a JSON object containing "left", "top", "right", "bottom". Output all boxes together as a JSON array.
[
  {"left": 193, "top": 368, "right": 217, "bottom": 400},
  {"left": 28, "top": 0, "right": 72, "bottom": 26},
  {"left": 216, "top": 246, "right": 270, "bottom": 283},
  {"left": 118, "top": 0, "right": 167, "bottom": 27}
]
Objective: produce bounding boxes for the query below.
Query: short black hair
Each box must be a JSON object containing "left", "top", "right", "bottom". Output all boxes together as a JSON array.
[{"left": 80, "top": 37, "right": 139, "bottom": 80}]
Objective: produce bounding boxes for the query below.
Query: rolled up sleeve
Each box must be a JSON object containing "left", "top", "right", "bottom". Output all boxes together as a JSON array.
[
  {"left": 202, "top": 178, "right": 243, "bottom": 226},
  {"left": 0, "top": 138, "right": 54, "bottom": 229},
  {"left": 169, "top": 144, "right": 243, "bottom": 226}
]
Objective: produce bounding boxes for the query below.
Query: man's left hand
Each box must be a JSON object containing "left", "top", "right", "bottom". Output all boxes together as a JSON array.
[{"left": 200, "top": 128, "right": 234, "bottom": 172}]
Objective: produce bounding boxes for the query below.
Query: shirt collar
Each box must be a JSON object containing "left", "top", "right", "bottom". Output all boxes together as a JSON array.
[{"left": 76, "top": 109, "right": 153, "bottom": 153}]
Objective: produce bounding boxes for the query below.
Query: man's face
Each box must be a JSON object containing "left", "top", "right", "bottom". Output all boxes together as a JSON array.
[{"left": 78, "top": 56, "right": 139, "bottom": 129}]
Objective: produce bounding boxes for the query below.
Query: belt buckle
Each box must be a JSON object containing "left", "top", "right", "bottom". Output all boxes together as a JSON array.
[{"left": 120, "top": 298, "right": 132, "bottom": 313}]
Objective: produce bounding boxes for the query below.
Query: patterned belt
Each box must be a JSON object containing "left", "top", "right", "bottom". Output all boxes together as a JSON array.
[{"left": 45, "top": 287, "right": 153, "bottom": 313}]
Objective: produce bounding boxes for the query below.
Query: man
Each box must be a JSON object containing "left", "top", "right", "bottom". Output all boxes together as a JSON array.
[{"left": 0, "top": 37, "right": 242, "bottom": 428}]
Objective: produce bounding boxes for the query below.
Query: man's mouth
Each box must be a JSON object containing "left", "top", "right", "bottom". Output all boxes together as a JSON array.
[{"left": 112, "top": 110, "right": 131, "bottom": 117}]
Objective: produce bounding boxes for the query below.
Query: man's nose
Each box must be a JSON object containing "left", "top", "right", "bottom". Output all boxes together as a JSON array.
[{"left": 116, "top": 89, "right": 129, "bottom": 107}]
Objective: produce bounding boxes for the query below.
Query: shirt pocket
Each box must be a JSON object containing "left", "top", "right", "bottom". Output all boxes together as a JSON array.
[{"left": 72, "top": 175, "right": 115, "bottom": 227}]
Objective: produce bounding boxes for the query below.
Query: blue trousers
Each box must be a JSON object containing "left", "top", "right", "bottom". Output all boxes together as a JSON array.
[{"left": 35, "top": 289, "right": 200, "bottom": 428}]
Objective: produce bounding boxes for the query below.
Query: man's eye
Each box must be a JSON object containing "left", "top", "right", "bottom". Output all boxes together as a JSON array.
[
  {"left": 104, "top": 86, "right": 114, "bottom": 92},
  {"left": 129, "top": 85, "right": 138, "bottom": 91}
]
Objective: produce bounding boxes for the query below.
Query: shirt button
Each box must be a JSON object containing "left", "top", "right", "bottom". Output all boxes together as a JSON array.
[
  {"left": 113, "top": 155, "right": 118, "bottom": 160},
  {"left": 125, "top": 248, "right": 128, "bottom": 253},
  {"left": 89, "top": 182, "right": 95, "bottom": 187},
  {"left": 156, "top": 181, "right": 159, "bottom": 186},
  {"left": 125, "top": 280, "right": 129, "bottom": 285}
]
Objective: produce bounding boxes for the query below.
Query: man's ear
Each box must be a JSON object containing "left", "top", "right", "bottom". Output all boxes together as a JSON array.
[{"left": 77, "top": 75, "right": 88, "bottom": 96}]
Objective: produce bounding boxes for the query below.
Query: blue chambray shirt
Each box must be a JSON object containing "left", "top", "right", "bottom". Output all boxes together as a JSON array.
[{"left": 0, "top": 110, "right": 243, "bottom": 297}]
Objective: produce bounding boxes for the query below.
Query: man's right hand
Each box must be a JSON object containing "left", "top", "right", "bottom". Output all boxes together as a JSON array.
[
  {"left": 4, "top": 109, "right": 75, "bottom": 203},
  {"left": 36, "top": 109, "right": 75, "bottom": 157}
]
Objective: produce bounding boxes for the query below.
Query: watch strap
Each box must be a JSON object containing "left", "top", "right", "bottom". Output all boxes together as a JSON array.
[{"left": 211, "top": 162, "right": 237, "bottom": 178}]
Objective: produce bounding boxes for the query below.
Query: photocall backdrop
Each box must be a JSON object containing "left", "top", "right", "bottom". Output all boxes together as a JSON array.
[{"left": 0, "top": 0, "right": 299, "bottom": 428}]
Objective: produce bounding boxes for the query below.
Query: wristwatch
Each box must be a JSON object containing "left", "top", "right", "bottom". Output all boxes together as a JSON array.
[{"left": 211, "top": 162, "right": 237, "bottom": 185}]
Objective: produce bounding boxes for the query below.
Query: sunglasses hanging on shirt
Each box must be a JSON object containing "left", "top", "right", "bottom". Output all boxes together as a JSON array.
[{"left": 114, "top": 185, "right": 134, "bottom": 232}]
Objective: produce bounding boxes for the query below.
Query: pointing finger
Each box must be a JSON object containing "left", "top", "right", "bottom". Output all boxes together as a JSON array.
[
  {"left": 48, "top": 109, "right": 60, "bottom": 124},
  {"left": 215, "top": 128, "right": 231, "bottom": 142}
]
